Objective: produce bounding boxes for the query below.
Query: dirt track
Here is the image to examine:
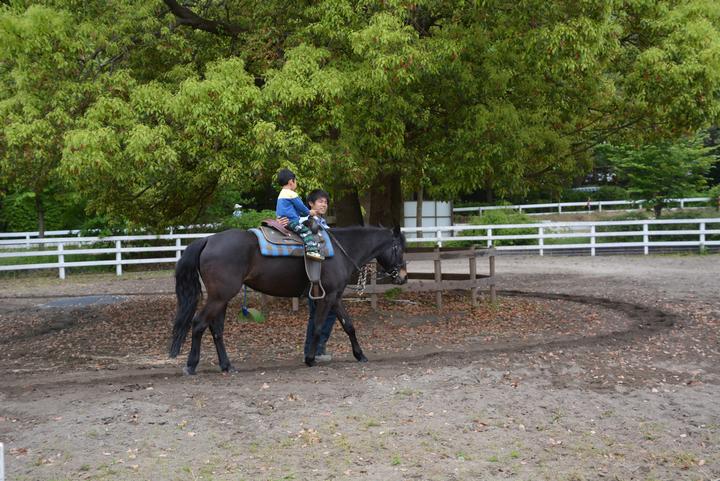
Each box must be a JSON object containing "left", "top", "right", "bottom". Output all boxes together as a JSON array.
[{"left": 1, "top": 254, "right": 719, "bottom": 481}]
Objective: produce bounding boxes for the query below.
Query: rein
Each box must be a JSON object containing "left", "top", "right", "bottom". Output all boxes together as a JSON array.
[{"left": 325, "top": 229, "right": 363, "bottom": 272}]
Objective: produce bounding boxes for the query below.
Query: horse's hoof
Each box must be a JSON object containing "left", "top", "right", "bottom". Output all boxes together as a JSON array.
[
  {"left": 305, "top": 357, "right": 316, "bottom": 367},
  {"left": 221, "top": 365, "right": 237, "bottom": 374},
  {"left": 355, "top": 354, "right": 368, "bottom": 363},
  {"left": 183, "top": 366, "right": 196, "bottom": 376}
]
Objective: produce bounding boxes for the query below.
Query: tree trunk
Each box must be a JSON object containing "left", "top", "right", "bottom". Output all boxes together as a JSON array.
[
  {"left": 368, "top": 171, "right": 403, "bottom": 227},
  {"left": 415, "top": 185, "right": 423, "bottom": 238},
  {"left": 35, "top": 193, "right": 45, "bottom": 238},
  {"left": 484, "top": 178, "right": 494, "bottom": 203},
  {"left": 653, "top": 201, "right": 663, "bottom": 218},
  {"left": 333, "top": 189, "right": 364, "bottom": 226}
]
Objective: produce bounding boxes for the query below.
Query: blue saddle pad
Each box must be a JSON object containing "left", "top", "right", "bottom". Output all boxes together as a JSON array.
[{"left": 249, "top": 228, "right": 334, "bottom": 258}]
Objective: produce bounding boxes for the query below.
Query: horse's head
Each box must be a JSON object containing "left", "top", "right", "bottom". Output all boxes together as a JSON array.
[{"left": 376, "top": 225, "right": 407, "bottom": 285}]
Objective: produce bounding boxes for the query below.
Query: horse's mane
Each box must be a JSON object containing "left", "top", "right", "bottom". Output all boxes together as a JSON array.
[{"left": 330, "top": 225, "right": 406, "bottom": 250}]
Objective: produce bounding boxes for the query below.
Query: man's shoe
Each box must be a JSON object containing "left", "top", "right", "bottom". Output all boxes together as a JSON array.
[
  {"left": 316, "top": 353, "right": 332, "bottom": 362},
  {"left": 306, "top": 251, "right": 325, "bottom": 261}
]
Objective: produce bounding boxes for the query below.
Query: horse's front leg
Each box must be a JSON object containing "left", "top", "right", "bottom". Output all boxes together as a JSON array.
[
  {"left": 335, "top": 300, "right": 368, "bottom": 363},
  {"left": 305, "top": 299, "right": 334, "bottom": 367}
]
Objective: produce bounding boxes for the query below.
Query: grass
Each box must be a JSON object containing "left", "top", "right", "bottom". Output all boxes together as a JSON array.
[{"left": 455, "top": 451, "right": 471, "bottom": 461}]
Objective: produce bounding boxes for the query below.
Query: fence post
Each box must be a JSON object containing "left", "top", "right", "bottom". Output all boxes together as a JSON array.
[
  {"left": 489, "top": 252, "right": 496, "bottom": 303},
  {"left": 292, "top": 297, "right": 299, "bottom": 312},
  {"left": 434, "top": 247, "right": 442, "bottom": 311},
  {"left": 469, "top": 245, "right": 478, "bottom": 306},
  {"left": 25, "top": 233, "right": 31, "bottom": 248},
  {"left": 261, "top": 293, "right": 268, "bottom": 316},
  {"left": 437, "top": 229, "right": 443, "bottom": 248},
  {"left": 643, "top": 222, "right": 649, "bottom": 255},
  {"left": 699, "top": 222, "right": 706, "bottom": 252},
  {"left": 175, "top": 238, "right": 182, "bottom": 260},
  {"left": 680, "top": 199, "right": 685, "bottom": 209},
  {"left": 370, "top": 263, "right": 378, "bottom": 310},
  {"left": 558, "top": 204, "right": 562, "bottom": 213},
  {"left": 58, "top": 243, "right": 65, "bottom": 280},
  {"left": 590, "top": 225, "right": 596, "bottom": 256},
  {"left": 538, "top": 227, "right": 544, "bottom": 256},
  {"left": 598, "top": 203, "right": 603, "bottom": 212},
  {"left": 486, "top": 227, "right": 493, "bottom": 248},
  {"left": 115, "top": 240, "right": 122, "bottom": 276}
]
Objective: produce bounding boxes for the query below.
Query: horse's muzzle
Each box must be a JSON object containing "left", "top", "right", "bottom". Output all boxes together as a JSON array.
[{"left": 393, "top": 267, "right": 408, "bottom": 285}]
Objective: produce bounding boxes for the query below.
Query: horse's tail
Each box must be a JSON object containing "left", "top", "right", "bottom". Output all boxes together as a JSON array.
[{"left": 169, "top": 237, "right": 208, "bottom": 358}]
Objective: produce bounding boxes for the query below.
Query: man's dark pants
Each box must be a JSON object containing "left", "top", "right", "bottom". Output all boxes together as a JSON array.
[{"left": 304, "top": 299, "right": 337, "bottom": 357}]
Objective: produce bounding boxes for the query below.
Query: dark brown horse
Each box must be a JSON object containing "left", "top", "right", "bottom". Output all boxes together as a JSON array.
[{"left": 169, "top": 226, "right": 407, "bottom": 374}]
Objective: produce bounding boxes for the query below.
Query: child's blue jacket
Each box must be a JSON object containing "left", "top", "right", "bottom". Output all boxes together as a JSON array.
[{"left": 276, "top": 189, "right": 310, "bottom": 222}]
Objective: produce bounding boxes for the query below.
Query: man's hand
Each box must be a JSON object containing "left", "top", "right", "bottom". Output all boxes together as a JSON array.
[
  {"left": 276, "top": 217, "right": 289, "bottom": 227},
  {"left": 309, "top": 209, "right": 318, "bottom": 217}
]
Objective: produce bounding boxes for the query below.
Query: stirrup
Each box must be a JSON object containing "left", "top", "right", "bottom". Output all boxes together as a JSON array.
[{"left": 306, "top": 251, "right": 325, "bottom": 261}]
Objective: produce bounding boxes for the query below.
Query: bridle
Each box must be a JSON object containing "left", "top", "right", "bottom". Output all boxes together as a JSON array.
[{"left": 377, "top": 240, "right": 406, "bottom": 282}]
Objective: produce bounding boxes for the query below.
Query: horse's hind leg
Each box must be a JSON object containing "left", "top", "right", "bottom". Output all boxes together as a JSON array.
[
  {"left": 335, "top": 300, "right": 368, "bottom": 363},
  {"left": 208, "top": 304, "right": 232, "bottom": 373},
  {"left": 185, "top": 298, "right": 227, "bottom": 375}
]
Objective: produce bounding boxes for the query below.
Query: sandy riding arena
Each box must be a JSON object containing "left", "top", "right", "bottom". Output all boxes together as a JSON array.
[{"left": 1, "top": 255, "right": 719, "bottom": 481}]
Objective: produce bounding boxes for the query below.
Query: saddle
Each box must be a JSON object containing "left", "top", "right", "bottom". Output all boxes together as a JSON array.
[
  {"left": 257, "top": 219, "right": 332, "bottom": 257},
  {"left": 252, "top": 219, "right": 332, "bottom": 300}
]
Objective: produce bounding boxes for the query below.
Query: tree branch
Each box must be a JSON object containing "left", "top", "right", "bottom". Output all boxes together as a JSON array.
[{"left": 162, "top": 0, "right": 246, "bottom": 37}]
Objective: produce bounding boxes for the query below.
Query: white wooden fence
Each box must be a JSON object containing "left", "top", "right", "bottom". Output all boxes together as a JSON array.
[
  {"left": 454, "top": 197, "right": 712, "bottom": 215},
  {"left": 0, "top": 224, "right": 215, "bottom": 246},
  {"left": 1, "top": 218, "right": 718, "bottom": 279},
  {"left": 0, "top": 233, "right": 210, "bottom": 279}
]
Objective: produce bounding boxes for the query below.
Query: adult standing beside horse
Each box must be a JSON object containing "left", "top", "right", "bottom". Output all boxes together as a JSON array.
[
  {"left": 276, "top": 188, "right": 337, "bottom": 362},
  {"left": 302, "top": 189, "right": 337, "bottom": 362}
]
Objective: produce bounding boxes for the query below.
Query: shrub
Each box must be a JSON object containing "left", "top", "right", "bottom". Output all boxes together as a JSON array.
[
  {"left": 707, "top": 185, "right": 720, "bottom": 210},
  {"left": 594, "top": 186, "right": 629, "bottom": 201},
  {"left": 221, "top": 209, "right": 277, "bottom": 231},
  {"left": 0, "top": 192, "right": 37, "bottom": 231},
  {"left": 455, "top": 209, "right": 537, "bottom": 247},
  {"left": 560, "top": 189, "right": 591, "bottom": 203}
]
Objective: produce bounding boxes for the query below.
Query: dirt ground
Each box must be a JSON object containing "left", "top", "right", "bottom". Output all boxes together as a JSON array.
[{"left": 1, "top": 254, "right": 719, "bottom": 481}]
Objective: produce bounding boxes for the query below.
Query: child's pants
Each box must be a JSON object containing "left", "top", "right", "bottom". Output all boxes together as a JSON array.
[{"left": 288, "top": 220, "right": 320, "bottom": 253}]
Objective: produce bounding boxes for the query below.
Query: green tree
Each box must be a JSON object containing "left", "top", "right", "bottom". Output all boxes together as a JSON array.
[
  {"left": 600, "top": 137, "right": 717, "bottom": 217},
  {"left": 3, "top": 0, "right": 720, "bottom": 230}
]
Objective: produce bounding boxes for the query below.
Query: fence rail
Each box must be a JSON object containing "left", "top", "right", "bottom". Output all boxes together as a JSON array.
[
  {"left": 454, "top": 197, "right": 712, "bottom": 215},
  {"left": 1, "top": 218, "right": 719, "bottom": 279},
  {"left": 0, "top": 224, "right": 215, "bottom": 245},
  {"left": 402, "top": 218, "right": 720, "bottom": 256}
]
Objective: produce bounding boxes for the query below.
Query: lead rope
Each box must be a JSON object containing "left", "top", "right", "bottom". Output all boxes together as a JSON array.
[{"left": 355, "top": 263, "right": 376, "bottom": 296}]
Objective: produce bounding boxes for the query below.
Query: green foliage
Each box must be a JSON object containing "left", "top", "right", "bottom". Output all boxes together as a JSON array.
[
  {"left": 475, "top": 209, "right": 535, "bottom": 226},
  {"left": 594, "top": 186, "right": 629, "bottom": 201},
  {"left": 2, "top": 0, "right": 720, "bottom": 229},
  {"left": 600, "top": 136, "right": 717, "bottom": 216},
  {"left": 461, "top": 210, "right": 537, "bottom": 247},
  {"left": 560, "top": 189, "right": 594, "bottom": 203},
  {"left": 222, "top": 209, "right": 277, "bottom": 231},
  {"left": 0, "top": 189, "right": 85, "bottom": 232},
  {"left": 0, "top": 192, "right": 36, "bottom": 231},
  {"left": 707, "top": 185, "right": 720, "bottom": 209}
]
